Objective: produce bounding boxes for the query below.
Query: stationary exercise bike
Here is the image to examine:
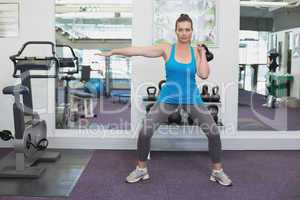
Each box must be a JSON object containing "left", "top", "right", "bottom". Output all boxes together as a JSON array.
[
  {"left": 56, "top": 44, "right": 96, "bottom": 129},
  {"left": 56, "top": 44, "right": 79, "bottom": 129},
  {"left": 263, "top": 52, "right": 280, "bottom": 108},
  {"left": 0, "top": 41, "right": 61, "bottom": 178}
]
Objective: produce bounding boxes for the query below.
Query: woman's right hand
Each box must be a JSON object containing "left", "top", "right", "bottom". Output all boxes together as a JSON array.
[
  {"left": 95, "top": 51, "right": 113, "bottom": 57},
  {"left": 196, "top": 42, "right": 206, "bottom": 54}
]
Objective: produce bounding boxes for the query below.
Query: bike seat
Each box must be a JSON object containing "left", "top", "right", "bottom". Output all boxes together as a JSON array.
[
  {"left": 58, "top": 58, "right": 76, "bottom": 68},
  {"left": 71, "top": 90, "right": 94, "bottom": 98},
  {"left": 3, "top": 85, "right": 29, "bottom": 95}
]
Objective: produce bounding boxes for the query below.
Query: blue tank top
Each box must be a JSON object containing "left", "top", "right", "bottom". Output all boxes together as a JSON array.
[{"left": 158, "top": 44, "right": 204, "bottom": 105}]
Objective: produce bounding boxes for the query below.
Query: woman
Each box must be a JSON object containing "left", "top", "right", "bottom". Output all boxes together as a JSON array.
[{"left": 96, "top": 14, "right": 232, "bottom": 187}]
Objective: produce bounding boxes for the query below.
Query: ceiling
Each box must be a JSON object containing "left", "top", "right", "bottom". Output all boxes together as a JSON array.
[
  {"left": 240, "top": 7, "right": 273, "bottom": 18},
  {"left": 240, "top": 0, "right": 300, "bottom": 18}
]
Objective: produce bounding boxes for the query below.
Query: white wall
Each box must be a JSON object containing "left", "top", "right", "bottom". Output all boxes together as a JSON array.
[
  {"left": 291, "top": 28, "right": 300, "bottom": 98},
  {"left": 1, "top": 0, "right": 300, "bottom": 150},
  {"left": 131, "top": 0, "right": 239, "bottom": 136},
  {"left": 0, "top": 0, "right": 240, "bottom": 148},
  {"left": 0, "top": 0, "right": 56, "bottom": 134},
  {"left": 275, "top": 28, "right": 300, "bottom": 98},
  {"left": 291, "top": 29, "right": 300, "bottom": 98}
]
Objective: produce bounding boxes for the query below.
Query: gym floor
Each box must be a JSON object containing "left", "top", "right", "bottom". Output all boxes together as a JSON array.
[
  {"left": 56, "top": 87, "right": 131, "bottom": 129},
  {"left": 0, "top": 148, "right": 299, "bottom": 200},
  {"left": 238, "top": 89, "right": 300, "bottom": 130},
  {"left": 0, "top": 149, "right": 93, "bottom": 198}
]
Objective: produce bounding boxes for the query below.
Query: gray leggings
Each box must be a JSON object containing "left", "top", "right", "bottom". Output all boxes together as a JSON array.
[{"left": 137, "top": 102, "right": 222, "bottom": 163}]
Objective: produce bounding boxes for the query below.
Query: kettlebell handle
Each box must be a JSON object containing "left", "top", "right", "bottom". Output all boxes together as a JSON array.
[
  {"left": 147, "top": 86, "right": 157, "bottom": 96},
  {"left": 158, "top": 80, "right": 166, "bottom": 91}
]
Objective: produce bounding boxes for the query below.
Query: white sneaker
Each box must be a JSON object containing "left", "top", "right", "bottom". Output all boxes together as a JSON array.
[
  {"left": 126, "top": 166, "right": 150, "bottom": 183},
  {"left": 209, "top": 169, "right": 233, "bottom": 186}
]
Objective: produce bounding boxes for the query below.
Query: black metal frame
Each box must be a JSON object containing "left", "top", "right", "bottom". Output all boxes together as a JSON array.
[{"left": 9, "top": 41, "right": 59, "bottom": 117}]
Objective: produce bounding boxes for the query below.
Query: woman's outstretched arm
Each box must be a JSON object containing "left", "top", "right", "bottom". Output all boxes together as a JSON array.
[{"left": 95, "top": 44, "right": 168, "bottom": 58}]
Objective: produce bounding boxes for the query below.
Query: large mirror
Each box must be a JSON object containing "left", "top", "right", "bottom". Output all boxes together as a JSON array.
[
  {"left": 238, "top": 0, "right": 300, "bottom": 131},
  {"left": 54, "top": 0, "right": 132, "bottom": 130}
]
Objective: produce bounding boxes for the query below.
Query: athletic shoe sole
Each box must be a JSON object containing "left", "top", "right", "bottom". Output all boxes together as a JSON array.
[
  {"left": 126, "top": 174, "right": 150, "bottom": 184},
  {"left": 209, "top": 175, "right": 233, "bottom": 187}
]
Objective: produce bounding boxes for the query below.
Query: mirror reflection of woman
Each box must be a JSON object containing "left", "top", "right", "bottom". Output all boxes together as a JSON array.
[{"left": 96, "top": 14, "right": 232, "bottom": 187}]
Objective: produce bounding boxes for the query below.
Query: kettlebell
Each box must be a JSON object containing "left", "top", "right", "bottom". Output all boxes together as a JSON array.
[
  {"left": 201, "top": 44, "right": 214, "bottom": 62},
  {"left": 201, "top": 84, "right": 210, "bottom": 102},
  {"left": 181, "top": 109, "right": 194, "bottom": 125},
  {"left": 168, "top": 108, "right": 182, "bottom": 125},
  {"left": 146, "top": 103, "right": 155, "bottom": 113},
  {"left": 208, "top": 105, "right": 219, "bottom": 123},
  {"left": 187, "top": 115, "right": 194, "bottom": 125},
  {"left": 211, "top": 86, "right": 220, "bottom": 102},
  {"left": 146, "top": 86, "right": 157, "bottom": 101}
]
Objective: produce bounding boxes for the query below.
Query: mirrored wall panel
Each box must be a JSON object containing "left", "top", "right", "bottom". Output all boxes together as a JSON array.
[
  {"left": 238, "top": 1, "right": 300, "bottom": 131},
  {"left": 55, "top": 0, "right": 132, "bottom": 130}
]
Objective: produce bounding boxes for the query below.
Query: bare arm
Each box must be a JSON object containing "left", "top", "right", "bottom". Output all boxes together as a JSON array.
[
  {"left": 195, "top": 45, "right": 210, "bottom": 79},
  {"left": 96, "top": 44, "right": 167, "bottom": 58},
  {"left": 113, "top": 46, "right": 166, "bottom": 57}
]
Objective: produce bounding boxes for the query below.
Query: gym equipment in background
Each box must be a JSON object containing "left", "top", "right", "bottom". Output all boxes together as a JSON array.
[
  {"left": 263, "top": 95, "right": 277, "bottom": 108},
  {"left": 143, "top": 80, "right": 194, "bottom": 125},
  {"left": 56, "top": 45, "right": 98, "bottom": 129},
  {"left": 56, "top": 44, "right": 79, "bottom": 129},
  {"left": 200, "top": 85, "right": 221, "bottom": 102},
  {"left": 263, "top": 51, "right": 279, "bottom": 108},
  {"left": 207, "top": 105, "right": 219, "bottom": 124},
  {"left": 167, "top": 106, "right": 194, "bottom": 126},
  {"left": 144, "top": 80, "right": 165, "bottom": 113},
  {"left": 201, "top": 84, "right": 210, "bottom": 102},
  {"left": 146, "top": 86, "right": 157, "bottom": 101},
  {"left": 0, "top": 41, "right": 60, "bottom": 178},
  {"left": 210, "top": 86, "right": 220, "bottom": 102},
  {"left": 143, "top": 80, "right": 223, "bottom": 126},
  {"left": 84, "top": 78, "right": 104, "bottom": 96},
  {"left": 69, "top": 65, "right": 98, "bottom": 127},
  {"left": 167, "top": 107, "right": 182, "bottom": 125},
  {"left": 268, "top": 52, "right": 279, "bottom": 72}
]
